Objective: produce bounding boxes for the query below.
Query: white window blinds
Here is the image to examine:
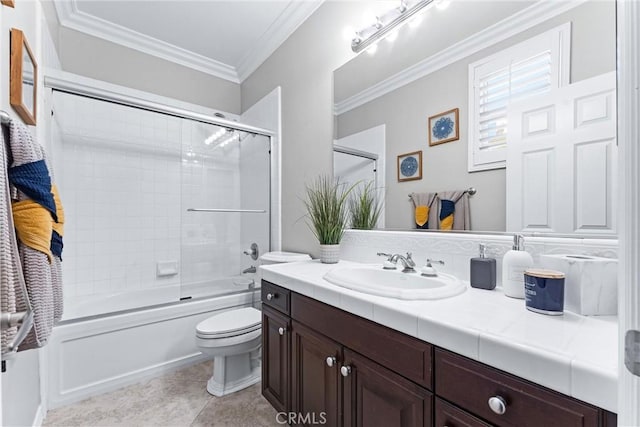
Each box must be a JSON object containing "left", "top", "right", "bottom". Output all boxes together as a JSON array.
[{"left": 468, "top": 24, "right": 570, "bottom": 171}]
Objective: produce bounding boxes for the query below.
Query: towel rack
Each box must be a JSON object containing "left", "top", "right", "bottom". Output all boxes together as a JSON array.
[
  {"left": 0, "top": 110, "right": 11, "bottom": 124},
  {"left": 187, "top": 208, "right": 267, "bottom": 213},
  {"left": 408, "top": 187, "right": 476, "bottom": 198}
]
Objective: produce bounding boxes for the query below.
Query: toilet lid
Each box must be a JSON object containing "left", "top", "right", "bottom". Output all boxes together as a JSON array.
[
  {"left": 260, "top": 251, "right": 311, "bottom": 263},
  {"left": 196, "top": 307, "right": 261, "bottom": 338}
]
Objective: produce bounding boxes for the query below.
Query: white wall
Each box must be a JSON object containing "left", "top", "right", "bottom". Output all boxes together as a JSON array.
[
  {"left": 1, "top": 1, "right": 45, "bottom": 425},
  {"left": 57, "top": 28, "right": 241, "bottom": 114},
  {"left": 241, "top": 2, "right": 362, "bottom": 257}
]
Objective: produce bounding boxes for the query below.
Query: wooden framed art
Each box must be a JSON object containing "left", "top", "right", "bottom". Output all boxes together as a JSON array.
[
  {"left": 397, "top": 151, "right": 422, "bottom": 182},
  {"left": 429, "top": 108, "right": 459, "bottom": 146},
  {"left": 1, "top": 0, "right": 15, "bottom": 8},
  {"left": 10, "top": 28, "right": 37, "bottom": 125}
]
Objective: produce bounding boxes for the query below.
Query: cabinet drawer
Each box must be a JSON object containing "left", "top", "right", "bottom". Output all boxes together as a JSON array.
[
  {"left": 435, "top": 398, "right": 491, "bottom": 427},
  {"left": 291, "top": 293, "right": 433, "bottom": 389},
  {"left": 261, "top": 280, "right": 290, "bottom": 315},
  {"left": 435, "top": 349, "right": 600, "bottom": 427}
]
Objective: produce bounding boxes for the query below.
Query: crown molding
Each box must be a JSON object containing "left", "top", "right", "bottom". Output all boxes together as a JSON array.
[
  {"left": 54, "top": 1, "right": 322, "bottom": 84},
  {"left": 334, "top": 0, "right": 587, "bottom": 116},
  {"left": 236, "top": 1, "right": 325, "bottom": 82}
]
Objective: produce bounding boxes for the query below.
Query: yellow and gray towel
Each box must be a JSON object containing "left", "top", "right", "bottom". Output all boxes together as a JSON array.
[
  {"left": 409, "top": 192, "right": 437, "bottom": 229},
  {"left": 437, "top": 190, "right": 471, "bottom": 231},
  {"left": 1, "top": 118, "right": 64, "bottom": 351}
]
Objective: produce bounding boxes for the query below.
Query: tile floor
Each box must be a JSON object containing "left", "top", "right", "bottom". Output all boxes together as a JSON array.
[{"left": 43, "top": 361, "right": 280, "bottom": 427}]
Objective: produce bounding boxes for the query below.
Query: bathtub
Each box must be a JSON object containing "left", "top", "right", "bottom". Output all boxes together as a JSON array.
[{"left": 46, "top": 282, "right": 260, "bottom": 410}]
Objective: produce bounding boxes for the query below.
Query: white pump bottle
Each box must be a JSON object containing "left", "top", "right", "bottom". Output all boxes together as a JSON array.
[{"left": 502, "top": 234, "right": 533, "bottom": 299}]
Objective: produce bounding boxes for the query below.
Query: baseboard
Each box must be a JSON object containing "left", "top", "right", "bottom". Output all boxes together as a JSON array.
[{"left": 32, "top": 404, "right": 45, "bottom": 427}]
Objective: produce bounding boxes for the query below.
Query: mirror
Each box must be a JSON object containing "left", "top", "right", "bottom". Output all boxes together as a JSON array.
[
  {"left": 333, "top": 1, "right": 616, "bottom": 234},
  {"left": 10, "top": 28, "right": 37, "bottom": 126}
]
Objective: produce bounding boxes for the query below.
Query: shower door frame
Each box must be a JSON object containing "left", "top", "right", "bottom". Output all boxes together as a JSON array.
[{"left": 44, "top": 69, "right": 276, "bottom": 301}]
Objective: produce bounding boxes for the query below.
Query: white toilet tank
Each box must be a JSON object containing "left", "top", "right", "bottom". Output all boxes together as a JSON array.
[{"left": 259, "top": 251, "right": 311, "bottom": 266}]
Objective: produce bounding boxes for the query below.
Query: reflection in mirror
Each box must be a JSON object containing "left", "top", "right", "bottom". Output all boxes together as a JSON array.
[
  {"left": 334, "top": 124, "right": 386, "bottom": 228},
  {"left": 10, "top": 28, "right": 38, "bottom": 125},
  {"left": 334, "top": 1, "right": 616, "bottom": 235}
]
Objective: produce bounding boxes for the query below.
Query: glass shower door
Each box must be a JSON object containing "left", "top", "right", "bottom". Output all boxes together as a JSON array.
[{"left": 180, "top": 120, "right": 270, "bottom": 300}]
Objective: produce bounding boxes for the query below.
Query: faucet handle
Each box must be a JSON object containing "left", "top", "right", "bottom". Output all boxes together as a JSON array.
[
  {"left": 405, "top": 252, "right": 416, "bottom": 267},
  {"left": 426, "top": 258, "right": 445, "bottom": 266},
  {"left": 377, "top": 252, "right": 397, "bottom": 270}
]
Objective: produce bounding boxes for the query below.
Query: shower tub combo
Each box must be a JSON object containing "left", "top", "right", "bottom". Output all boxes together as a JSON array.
[{"left": 43, "top": 72, "right": 275, "bottom": 409}]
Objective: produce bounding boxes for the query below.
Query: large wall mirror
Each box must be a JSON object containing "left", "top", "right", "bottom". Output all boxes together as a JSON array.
[
  {"left": 333, "top": 1, "right": 616, "bottom": 236},
  {"left": 10, "top": 28, "right": 38, "bottom": 126}
]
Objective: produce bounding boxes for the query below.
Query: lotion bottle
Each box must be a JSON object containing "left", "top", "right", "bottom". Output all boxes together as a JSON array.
[
  {"left": 470, "top": 243, "right": 496, "bottom": 290},
  {"left": 502, "top": 234, "right": 533, "bottom": 299}
]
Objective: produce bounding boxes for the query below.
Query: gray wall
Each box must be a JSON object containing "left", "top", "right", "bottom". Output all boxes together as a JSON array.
[
  {"left": 241, "top": 2, "right": 363, "bottom": 256},
  {"left": 336, "top": 1, "right": 616, "bottom": 231},
  {"left": 58, "top": 28, "right": 241, "bottom": 114}
]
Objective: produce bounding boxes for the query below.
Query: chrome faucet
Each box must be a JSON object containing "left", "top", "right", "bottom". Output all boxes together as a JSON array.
[
  {"left": 377, "top": 252, "right": 416, "bottom": 273},
  {"left": 242, "top": 265, "right": 257, "bottom": 274}
]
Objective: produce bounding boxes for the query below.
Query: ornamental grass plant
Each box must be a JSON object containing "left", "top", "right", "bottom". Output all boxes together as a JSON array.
[
  {"left": 349, "top": 181, "right": 383, "bottom": 230},
  {"left": 304, "top": 176, "right": 355, "bottom": 245}
]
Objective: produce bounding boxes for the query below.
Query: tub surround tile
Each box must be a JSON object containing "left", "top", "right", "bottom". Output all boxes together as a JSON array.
[{"left": 261, "top": 258, "right": 618, "bottom": 411}]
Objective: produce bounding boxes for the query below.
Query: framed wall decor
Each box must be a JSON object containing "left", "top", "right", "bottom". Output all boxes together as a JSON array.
[
  {"left": 10, "top": 28, "right": 37, "bottom": 125},
  {"left": 1, "top": 0, "right": 15, "bottom": 7},
  {"left": 429, "top": 108, "right": 459, "bottom": 146},
  {"left": 397, "top": 151, "right": 422, "bottom": 182}
]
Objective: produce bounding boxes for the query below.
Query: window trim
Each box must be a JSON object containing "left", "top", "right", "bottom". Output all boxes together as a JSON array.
[{"left": 467, "top": 23, "right": 571, "bottom": 172}]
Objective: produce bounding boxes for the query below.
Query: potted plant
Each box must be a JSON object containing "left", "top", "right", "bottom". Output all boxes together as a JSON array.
[
  {"left": 303, "top": 176, "right": 354, "bottom": 263},
  {"left": 349, "top": 181, "right": 383, "bottom": 230}
]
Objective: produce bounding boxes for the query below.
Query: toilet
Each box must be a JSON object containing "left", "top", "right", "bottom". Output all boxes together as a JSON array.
[{"left": 195, "top": 251, "right": 310, "bottom": 396}]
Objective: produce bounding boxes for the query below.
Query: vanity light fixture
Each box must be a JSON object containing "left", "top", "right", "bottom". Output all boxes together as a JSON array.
[{"left": 351, "top": 0, "right": 435, "bottom": 53}]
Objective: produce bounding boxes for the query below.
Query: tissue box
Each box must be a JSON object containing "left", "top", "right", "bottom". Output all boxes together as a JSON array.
[{"left": 539, "top": 254, "right": 617, "bottom": 316}]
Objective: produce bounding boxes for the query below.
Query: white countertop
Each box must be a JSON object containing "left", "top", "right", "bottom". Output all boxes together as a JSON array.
[{"left": 261, "top": 260, "right": 618, "bottom": 413}]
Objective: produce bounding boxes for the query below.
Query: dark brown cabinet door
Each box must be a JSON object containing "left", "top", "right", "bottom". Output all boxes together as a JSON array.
[
  {"left": 434, "top": 398, "right": 491, "bottom": 427},
  {"left": 291, "top": 321, "right": 342, "bottom": 426},
  {"left": 342, "top": 349, "right": 433, "bottom": 427},
  {"left": 262, "top": 305, "right": 290, "bottom": 413}
]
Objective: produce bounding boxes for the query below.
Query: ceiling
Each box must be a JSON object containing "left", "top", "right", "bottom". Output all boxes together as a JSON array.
[{"left": 53, "top": 0, "right": 324, "bottom": 83}]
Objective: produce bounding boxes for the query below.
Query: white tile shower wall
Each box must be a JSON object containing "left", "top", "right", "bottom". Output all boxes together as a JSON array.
[
  {"left": 55, "top": 92, "right": 185, "bottom": 301},
  {"left": 340, "top": 230, "right": 618, "bottom": 287}
]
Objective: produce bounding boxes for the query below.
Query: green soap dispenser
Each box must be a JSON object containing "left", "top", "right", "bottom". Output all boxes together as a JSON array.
[{"left": 470, "top": 243, "right": 496, "bottom": 290}]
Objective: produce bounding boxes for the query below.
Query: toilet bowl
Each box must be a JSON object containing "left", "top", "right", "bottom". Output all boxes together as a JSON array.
[
  {"left": 196, "top": 307, "right": 262, "bottom": 397},
  {"left": 195, "top": 251, "right": 310, "bottom": 397}
]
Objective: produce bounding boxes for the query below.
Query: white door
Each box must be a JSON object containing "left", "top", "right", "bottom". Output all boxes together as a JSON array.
[{"left": 506, "top": 71, "right": 617, "bottom": 234}]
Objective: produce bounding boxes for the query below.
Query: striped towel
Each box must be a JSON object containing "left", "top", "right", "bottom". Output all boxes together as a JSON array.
[{"left": 4, "top": 119, "right": 64, "bottom": 350}]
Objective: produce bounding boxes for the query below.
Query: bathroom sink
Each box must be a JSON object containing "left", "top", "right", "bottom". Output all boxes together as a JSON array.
[{"left": 323, "top": 265, "right": 466, "bottom": 300}]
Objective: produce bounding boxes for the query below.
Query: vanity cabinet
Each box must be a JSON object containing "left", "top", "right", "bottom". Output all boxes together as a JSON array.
[
  {"left": 261, "top": 281, "right": 292, "bottom": 413},
  {"left": 261, "top": 280, "right": 616, "bottom": 427}
]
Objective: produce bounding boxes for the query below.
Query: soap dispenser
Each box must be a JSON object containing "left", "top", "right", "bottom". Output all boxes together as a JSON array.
[
  {"left": 502, "top": 234, "right": 533, "bottom": 299},
  {"left": 470, "top": 244, "right": 496, "bottom": 290}
]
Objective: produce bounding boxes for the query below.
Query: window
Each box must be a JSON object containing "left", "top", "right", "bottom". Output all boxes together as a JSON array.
[{"left": 468, "top": 23, "right": 571, "bottom": 171}]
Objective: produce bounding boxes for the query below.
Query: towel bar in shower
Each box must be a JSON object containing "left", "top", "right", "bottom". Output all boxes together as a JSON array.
[{"left": 187, "top": 208, "right": 267, "bottom": 213}]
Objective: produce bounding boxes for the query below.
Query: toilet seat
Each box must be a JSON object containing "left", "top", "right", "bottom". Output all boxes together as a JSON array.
[{"left": 196, "top": 307, "right": 261, "bottom": 339}]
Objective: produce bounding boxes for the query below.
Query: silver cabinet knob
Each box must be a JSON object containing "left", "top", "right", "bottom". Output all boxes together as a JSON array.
[
  {"left": 278, "top": 327, "right": 286, "bottom": 336},
  {"left": 488, "top": 396, "right": 507, "bottom": 415},
  {"left": 326, "top": 356, "right": 337, "bottom": 367},
  {"left": 266, "top": 293, "right": 275, "bottom": 301},
  {"left": 340, "top": 365, "right": 352, "bottom": 377}
]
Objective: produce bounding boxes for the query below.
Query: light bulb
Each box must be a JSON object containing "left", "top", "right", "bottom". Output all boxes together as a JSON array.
[
  {"left": 386, "top": 29, "right": 399, "bottom": 42},
  {"left": 367, "top": 43, "right": 378, "bottom": 55}
]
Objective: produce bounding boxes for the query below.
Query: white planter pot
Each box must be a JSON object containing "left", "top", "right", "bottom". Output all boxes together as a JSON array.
[{"left": 319, "top": 244, "right": 340, "bottom": 264}]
